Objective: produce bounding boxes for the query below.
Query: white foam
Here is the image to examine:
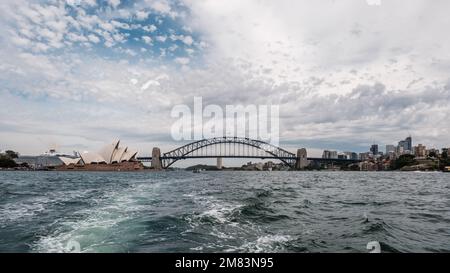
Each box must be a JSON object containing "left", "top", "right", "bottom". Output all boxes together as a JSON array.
[
  {"left": 231, "top": 234, "right": 292, "bottom": 253},
  {"left": 32, "top": 182, "right": 161, "bottom": 253},
  {"left": 0, "top": 189, "right": 96, "bottom": 226},
  {"left": 189, "top": 193, "right": 242, "bottom": 224},
  {"left": 189, "top": 246, "right": 204, "bottom": 251}
]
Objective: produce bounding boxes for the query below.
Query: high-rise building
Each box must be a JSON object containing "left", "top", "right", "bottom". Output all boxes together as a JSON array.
[
  {"left": 398, "top": 136, "right": 413, "bottom": 155},
  {"left": 370, "top": 144, "right": 379, "bottom": 155},
  {"left": 414, "top": 144, "right": 426, "bottom": 158},
  {"left": 386, "top": 145, "right": 396, "bottom": 154},
  {"left": 405, "top": 136, "right": 412, "bottom": 151}
]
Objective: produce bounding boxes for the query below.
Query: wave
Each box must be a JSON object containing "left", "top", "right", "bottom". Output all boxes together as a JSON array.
[{"left": 228, "top": 234, "right": 293, "bottom": 253}]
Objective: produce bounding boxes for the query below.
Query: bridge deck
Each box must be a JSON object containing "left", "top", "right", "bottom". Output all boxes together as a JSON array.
[{"left": 137, "top": 156, "right": 360, "bottom": 163}]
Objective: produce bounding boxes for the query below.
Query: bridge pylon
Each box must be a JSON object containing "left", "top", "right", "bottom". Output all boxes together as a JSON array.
[
  {"left": 296, "top": 148, "right": 309, "bottom": 170},
  {"left": 217, "top": 157, "right": 223, "bottom": 169},
  {"left": 151, "top": 147, "right": 162, "bottom": 170}
]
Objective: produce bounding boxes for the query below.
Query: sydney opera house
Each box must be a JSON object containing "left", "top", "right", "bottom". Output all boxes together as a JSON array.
[{"left": 57, "top": 140, "right": 144, "bottom": 171}]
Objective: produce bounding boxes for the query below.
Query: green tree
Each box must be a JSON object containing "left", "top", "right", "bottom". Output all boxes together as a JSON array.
[
  {"left": 392, "top": 154, "right": 417, "bottom": 170},
  {"left": 0, "top": 156, "right": 18, "bottom": 168},
  {"left": 4, "top": 150, "right": 19, "bottom": 159}
]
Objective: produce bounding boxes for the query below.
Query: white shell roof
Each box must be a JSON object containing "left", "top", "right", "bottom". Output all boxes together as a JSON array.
[
  {"left": 111, "top": 147, "right": 127, "bottom": 163},
  {"left": 121, "top": 149, "right": 137, "bottom": 162},
  {"left": 80, "top": 152, "right": 106, "bottom": 164},
  {"left": 59, "top": 157, "right": 81, "bottom": 165},
  {"left": 98, "top": 140, "right": 120, "bottom": 164}
]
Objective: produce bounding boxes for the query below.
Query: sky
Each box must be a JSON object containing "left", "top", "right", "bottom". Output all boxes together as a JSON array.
[{"left": 1, "top": 0, "right": 450, "bottom": 164}]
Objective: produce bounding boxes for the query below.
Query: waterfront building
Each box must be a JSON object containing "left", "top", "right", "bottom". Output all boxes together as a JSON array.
[
  {"left": 359, "top": 152, "right": 371, "bottom": 161},
  {"left": 14, "top": 148, "right": 80, "bottom": 169},
  {"left": 14, "top": 155, "right": 67, "bottom": 169},
  {"left": 359, "top": 161, "right": 377, "bottom": 171},
  {"left": 386, "top": 151, "right": 397, "bottom": 160},
  {"left": 414, "top": 144, "right": 427, "bottom": 158},
  {"left": 242, "top": 161, "right": 263, "bottom": 171},
  {"left": 344, "top": 152, "right": 358, "bottom": 160},
  {"left": 386, "top": 145, "right": 396, "bottom": 155},
  {"left": 426, "top": 148, "right": 440, "bottom": 157},
  {"left": 79, "top": 140, "right": 137, "bottom": 165},
  {"left": 322, "top": 150, "right": 338, "bottom": 159},
  {"left": 263, "top": 161, "right": 274, "bottom": 171}
]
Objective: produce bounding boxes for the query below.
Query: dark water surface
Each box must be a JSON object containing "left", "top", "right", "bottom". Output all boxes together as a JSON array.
[{"left": 0, "top": 171, "right": 449, "bottom": 253}]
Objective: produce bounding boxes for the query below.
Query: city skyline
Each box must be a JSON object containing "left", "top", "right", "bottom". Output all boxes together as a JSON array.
[
  {"left": 1, "top": 0, "right": 450, "bottom": 157},
  {"left": 2, "top": 133, "right": 448, "bottom": 160}
]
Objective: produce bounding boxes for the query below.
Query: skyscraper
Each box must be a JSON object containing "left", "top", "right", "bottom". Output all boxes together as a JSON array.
[
  {"left": 386, "top": 145, "right": 396, "bottom": 154},
  {"left": 398, "top": 136, "right": 413, "bottom": 154},
  {"left": 370, "top": 144, "right": 379, "bottom": 155},
  {"left": 405, "top": 136, "right": 412, "bottom": 151}
]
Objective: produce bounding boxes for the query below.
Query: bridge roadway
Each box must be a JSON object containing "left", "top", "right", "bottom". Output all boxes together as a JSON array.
[{"left": 137, "top": 156, "right": 360, "bottom": 163}]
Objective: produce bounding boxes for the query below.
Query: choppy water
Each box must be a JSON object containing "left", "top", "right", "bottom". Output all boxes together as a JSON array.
[{"left": 0, "top": 171, "right": 449, "bottom": 253}]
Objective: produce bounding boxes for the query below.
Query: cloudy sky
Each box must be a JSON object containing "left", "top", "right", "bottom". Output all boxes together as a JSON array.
[{"left": 1, "top": 0, "right": 449, "bottom": 161}]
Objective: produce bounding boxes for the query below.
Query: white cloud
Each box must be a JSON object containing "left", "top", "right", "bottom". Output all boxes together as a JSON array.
[
  {"left": 124, "top": 48, "right": 137, "bottom": 56},
  {"left": 87, "top": 34, "right": 100, "bottom": 43},
  {"left": 168, "top": 44, "right": 178, "bottom": 52},
  {"left": 185, "top": 48, "right": 194, "bottom": 55},
  {"left": 174, "top": 57, "right": 190, "bottom": 65},
  {"left": 142, "top": 36, "right": 152, "bottom": 45},
  {"left": 155, "top": 35, "right": 167, "bottom": 42},
  {"left": 143, "top": 24, "right": 157, "bottom": 32},
  {"left": 136, "top": 10, "right": 149, "bottom": 21},
  {"left": 181, "top": 35, "right": 193, "bottom": 46},
  {"left": 146, "top": 0, "right": 176, "bottom": 17},
  {"left": 108, "top": 0, "right": 121, "bottom": 9},
  {"left": 141, "top": 79, "right": 161, "bottom": 90},
  {"left": 67, "top": 32, "right": 88, "bottom": 43}
]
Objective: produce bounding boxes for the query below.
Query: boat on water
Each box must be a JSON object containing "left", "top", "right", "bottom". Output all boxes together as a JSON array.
[
  {"left": 193, "top": 169, "right": 202, "bottom": 173},
  {"left": 444, "top": 166, "right": 450, "bottom": 173}
]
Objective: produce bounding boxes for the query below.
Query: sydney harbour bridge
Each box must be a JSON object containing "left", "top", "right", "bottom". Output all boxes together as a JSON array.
[{"left": 137, "top": 137, "right": 360, "bottom": 169}]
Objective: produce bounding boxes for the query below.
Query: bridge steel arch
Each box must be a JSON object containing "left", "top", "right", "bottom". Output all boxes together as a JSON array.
[{"left": 161, "top": 137, "right": 297, "bottom": 168}]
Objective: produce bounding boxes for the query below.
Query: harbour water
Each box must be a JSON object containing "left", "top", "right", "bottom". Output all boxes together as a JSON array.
[{"left": 0, "top": 171, "right": 449, "bottom": 253}]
